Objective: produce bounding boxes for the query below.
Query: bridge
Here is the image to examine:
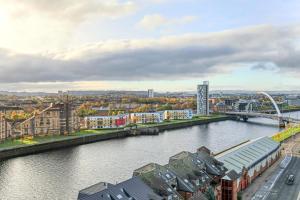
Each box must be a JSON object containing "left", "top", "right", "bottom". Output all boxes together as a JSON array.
[{"left": 225, "top": 92, "right": 300, "bottom": 127}]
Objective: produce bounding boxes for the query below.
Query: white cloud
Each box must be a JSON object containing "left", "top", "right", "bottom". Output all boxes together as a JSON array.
[
  {"left": 0, "top": 25, "right": 300, "bottom": 85},
  {"left": 137, "top": 14, "right": 197, "bottom": 30},
  {"left": 0, "top": 0, "right": 137, "bottom": 53},
  {"left": 0, "top": 0, "right": 136, "bottom": 23}
]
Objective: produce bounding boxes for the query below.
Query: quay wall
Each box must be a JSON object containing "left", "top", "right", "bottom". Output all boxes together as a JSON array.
[{"left": 0, "top": 116, "right": 232, "bottom": 161}]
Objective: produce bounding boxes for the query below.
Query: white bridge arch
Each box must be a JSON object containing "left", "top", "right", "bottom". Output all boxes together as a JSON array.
[
  {"left": 226, "top": 92, "right": 299, "bottom": 127},
  {"left": 257, "top": 91, "right": 282, "bottom": 118}
]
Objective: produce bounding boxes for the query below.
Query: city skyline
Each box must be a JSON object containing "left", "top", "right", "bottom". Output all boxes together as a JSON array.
[{"left": 0, "top": 0, "right": 300, "bottom": 92}]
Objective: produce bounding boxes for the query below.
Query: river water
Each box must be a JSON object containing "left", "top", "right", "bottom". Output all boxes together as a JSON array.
[{"left": 0, "top": 111, "right": 299, "bottom": 200}]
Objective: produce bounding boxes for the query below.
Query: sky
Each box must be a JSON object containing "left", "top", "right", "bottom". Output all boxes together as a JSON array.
[{"left": 0, "top": 0, "right": 300, "bottom": 92}]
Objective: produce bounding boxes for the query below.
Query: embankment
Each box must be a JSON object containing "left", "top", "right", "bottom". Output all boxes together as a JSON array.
[{"left": 0, "top": 116, "right": 232, "bottom": 160}]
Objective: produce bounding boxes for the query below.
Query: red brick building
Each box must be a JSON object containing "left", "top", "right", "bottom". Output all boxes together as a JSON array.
[{"left": 216, "top": 137, "right": 281, "bottom": 200}]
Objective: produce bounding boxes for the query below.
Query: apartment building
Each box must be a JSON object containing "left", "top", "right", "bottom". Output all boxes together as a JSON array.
[
  {"left": 130, "top": 112, "right": 163, "bottom": 124},
  {"left": 20, "top": 103, "right": 80, "bottom": 136},
  {"left": 0, "top": 113, "right": 12, "bottom": 141},
  {"left": 84, "top": 114, "right": 129, "bottom": 129},
  {"left": 163, "top": 109, "right": 193, "bottom": 120},
  {"left": 148, "top": 89, "right": 154, "bottom": 98},
  {"left": 0, "top": 106, "right": 24, "bottom": 141},
  {"left": 197, "top": 81, "right": 209, "bottom": 115}
]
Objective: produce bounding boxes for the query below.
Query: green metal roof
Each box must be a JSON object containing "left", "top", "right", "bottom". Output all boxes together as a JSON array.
[{"left": 216, "top": 137, "right": 280, "bottom": 176}]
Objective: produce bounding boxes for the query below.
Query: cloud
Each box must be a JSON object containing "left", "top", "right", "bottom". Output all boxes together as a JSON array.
[
  {"left": 0, "top": 0, "right": 136, "bottom": 23},
  {"left": 251, "top": 62, "right": 278, "bottom": 71},
  {"left": 137, "top": 14, "right": 197, "bottom": 30},
  {"left": 0, "top": 0, "right": 137, "bottom": 53},
  {"left": 0, "top": 25, "right": 299, "bottom": 83}
]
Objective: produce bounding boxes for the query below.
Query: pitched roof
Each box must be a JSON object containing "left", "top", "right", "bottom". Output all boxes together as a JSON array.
[
  {"left": 196, "top": 148, "right": 227, "bottom": 177},
  {"left": 222, "top": 170, "right": 240, "bottom": 181},
  {"left": 78, "top": 182, "right": 112, "bottom": 199},
  {"left": 168, "top": 151, "right": 212, "bottom": 191},
  {"left": 78, "top": 177, "right": 163, "bottom": 200},
  {"left": 133, "top": 163, "right": 182, "bottom": 199}
]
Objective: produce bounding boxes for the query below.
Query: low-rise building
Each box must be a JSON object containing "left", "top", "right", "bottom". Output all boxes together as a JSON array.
[
  {"left": 167, "top": 148, "right": 227, "bottom": 200},
  {"left": 133, "top": 147, "right": 226, "bottom": 200},
  {"left": 84, "top": 114, "right": 129, "bottom": 129},
  {"left": 78, "top": 140, "right": 280, "bottom": 200},
  {"left": 287, "top": 95, "right": 300, "bottom": 106},
  {"left": 78, "top": 176, "right": 162, "bottom": 200},
  {"left": 216, "top": 137, "right": 280, "bottom": 200},
  {"left": 133, "top": 163, "right": 183, "bottom": 200},
  {"left": 164, "top": 109, "right": 193, "bottom": 120},
  {"left": 130, "top": 112, "right": 163, "bottom": 124}
]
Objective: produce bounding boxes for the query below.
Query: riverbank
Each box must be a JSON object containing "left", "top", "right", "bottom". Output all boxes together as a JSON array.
[{"left": 0, "top": 115, "right": 231, "bottom": 160}]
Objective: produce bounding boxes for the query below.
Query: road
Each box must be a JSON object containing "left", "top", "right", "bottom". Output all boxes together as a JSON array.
[
  {"left": 266, "top": 157, "right": 300, "bottom": 200},
  {"left": 266, "top": 136, "right": 300, "bottom": 200},
  {"left": 249, "top": 134, "right": 300, "bottom": 200}
]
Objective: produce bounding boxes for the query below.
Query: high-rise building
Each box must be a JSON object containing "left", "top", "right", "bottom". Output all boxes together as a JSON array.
[
  {"left": 197, "top": 81, "right": 209, "bottom": 115},
  {"left": 148, "top": 89, "right": 154, "bottom": 98}
]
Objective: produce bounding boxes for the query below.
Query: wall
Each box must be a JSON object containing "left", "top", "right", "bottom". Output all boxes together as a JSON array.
[
  {"left": 0, "top": 116, "right": 231, "bottom": 161},
  {"left": 0, "top": 131, "right": 129, "bottom": 161}
]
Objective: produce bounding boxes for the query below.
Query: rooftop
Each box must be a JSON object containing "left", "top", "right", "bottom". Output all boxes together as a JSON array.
[
  {"left": 78, "top": 176, "right": 162, "bottom": 200},
  {"left": 216, "top": 137, "right": 280, "bottom": 176}
]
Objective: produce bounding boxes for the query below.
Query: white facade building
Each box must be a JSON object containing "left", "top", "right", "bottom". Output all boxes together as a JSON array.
[
  {"left": 197, "top": 81, "right": 209, "bottom": 115},
  {"left": 148, "top": 89, "right": 154, "bottom": 98},
  {"left": 130, "top": 112, "right": 164, "bottom": 124},
  {"left": 84, "top": 114, "right": 129, "bottom": 129},
  {"left": 287, "top": 95, "right": 300, "bottom": 106}
]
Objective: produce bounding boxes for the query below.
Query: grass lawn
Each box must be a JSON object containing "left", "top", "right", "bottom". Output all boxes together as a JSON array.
[
  {"left": 0, "top": 135, "right": 73, "bottom": 149},
  {"left": 137, "top": 114, "right": 226, "bottom": 128},
  {"left": 71, "top": 129, "right": 120, "bottom": 136},
  {"left": 0, "top": 114, "right": 226, "bottom": 150},
  {"left": 0, "top": 129, "right": 118, "bottom": 150}
]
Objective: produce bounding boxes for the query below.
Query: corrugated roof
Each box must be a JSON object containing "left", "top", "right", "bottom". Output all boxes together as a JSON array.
[{"left": 216, "top": 137, "right": 280, "bottom": 175}]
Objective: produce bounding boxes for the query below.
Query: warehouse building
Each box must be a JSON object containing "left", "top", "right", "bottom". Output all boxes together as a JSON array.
[{"left": 216, "top": 137, "right": 280, "bottom": 200}]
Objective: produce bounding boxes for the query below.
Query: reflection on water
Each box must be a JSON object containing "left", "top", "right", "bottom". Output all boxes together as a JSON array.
[{"left": 1, "top": 112, "right": 298, "bottom": 200}]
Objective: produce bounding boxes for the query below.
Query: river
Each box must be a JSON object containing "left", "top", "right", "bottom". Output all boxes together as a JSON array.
[{"left": 0, "top": 111, "right": 299, "bottom": 200}]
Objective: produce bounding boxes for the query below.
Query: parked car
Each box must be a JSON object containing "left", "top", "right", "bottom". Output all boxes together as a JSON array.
[{"left": 285, "top": 174, "right": 295, "bottom": 185}]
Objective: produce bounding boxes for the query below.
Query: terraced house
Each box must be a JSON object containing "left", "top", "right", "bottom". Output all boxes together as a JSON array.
[
  {"left": 79, "top": 146, "right": 227, "bottom": 200},
  {"left": 19, "top": 103, "right": 80, "bottom": 136},
  {"left": 78, "top": 136, "right": 282, "bottom": 200}
]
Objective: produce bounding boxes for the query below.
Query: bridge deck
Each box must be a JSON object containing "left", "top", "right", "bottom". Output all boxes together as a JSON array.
[{"left": 225, "top": 112, "right": 300, "bottom": 123}]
